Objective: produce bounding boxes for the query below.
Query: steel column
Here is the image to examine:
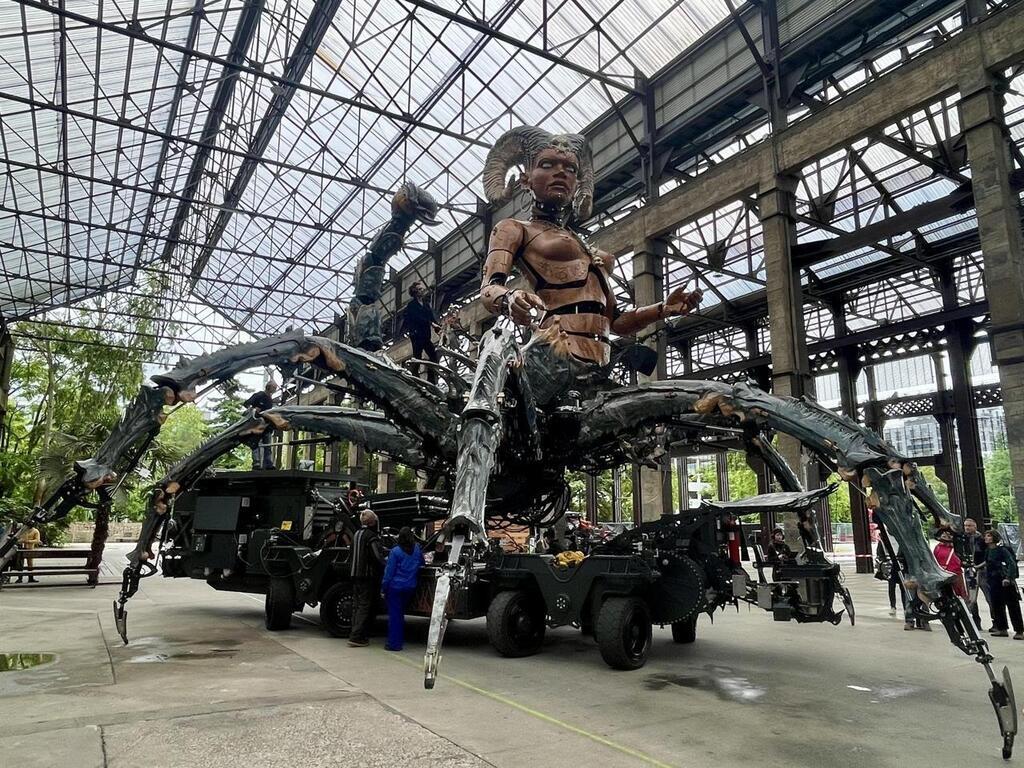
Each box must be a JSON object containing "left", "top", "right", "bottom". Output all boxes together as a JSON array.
[
  {"left": 836, "top": 341, "right": 873, "bottom": 573},
  {"left": 585, "top": 474, "right": 599, "bottom": 524},
  {"left": 931, "top": 351, "right": 969, "bottom": 520}
]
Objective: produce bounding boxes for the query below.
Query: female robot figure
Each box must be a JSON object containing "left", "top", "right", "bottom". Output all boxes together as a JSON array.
[{"left": 478, "top": 128, "right": 702, "bottom": 402}]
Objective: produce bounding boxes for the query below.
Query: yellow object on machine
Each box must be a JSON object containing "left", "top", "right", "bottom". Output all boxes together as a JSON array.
[{"left": 553, "top": 551, "right": 586, "bottom": 568}]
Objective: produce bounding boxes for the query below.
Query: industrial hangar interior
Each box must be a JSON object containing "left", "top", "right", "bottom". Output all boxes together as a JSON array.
[{"left": 3, "top": 1, "right": 1024, "bottom": 767}]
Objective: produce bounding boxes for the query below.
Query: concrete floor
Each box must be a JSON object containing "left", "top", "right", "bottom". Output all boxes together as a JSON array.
[{"left": 1, "top": 545, "right": 1020, "bottom": 768}]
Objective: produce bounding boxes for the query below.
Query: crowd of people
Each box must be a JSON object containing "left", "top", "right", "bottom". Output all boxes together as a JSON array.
[{"left": 877, "top": 515, "right": 1023, "bottom": 639}]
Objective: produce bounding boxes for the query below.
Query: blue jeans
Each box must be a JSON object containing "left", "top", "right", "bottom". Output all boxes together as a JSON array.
[
  {"left": 251, "top": 429, "right": 274, "bottom": 469},
  {"left": 385, "top": 587, "right": 415, "bottom": 650}
]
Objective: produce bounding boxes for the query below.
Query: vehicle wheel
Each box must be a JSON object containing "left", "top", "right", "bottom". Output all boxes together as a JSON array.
[
  {"left": 320, "top": 582, "right": 354, "bottom": 638},
  {"left": 596, "top": 596, "right": 651, "bottom": 670},
  {"left": 487, "top": 590, "right": 545, "bottom": 657},
  {"left": 265, "top": 578, "right": 294, "bottom": 631},
  {"left": 671, "top": 615, "right": 697, "bottom": 644}
]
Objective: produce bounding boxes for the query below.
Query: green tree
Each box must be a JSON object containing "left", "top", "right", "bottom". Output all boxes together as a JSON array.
[
  {"left": 726, "top": 451, "right": 758, "bottom": 500},
  {"left": 986, "top": 440, "right": 1016, "bottom": 523},
  {"left": 0, "top": 282, "right": 175, "bottom": 530},
  {"left": 208, "top": 380, "right": 253, "bottom": 470}
]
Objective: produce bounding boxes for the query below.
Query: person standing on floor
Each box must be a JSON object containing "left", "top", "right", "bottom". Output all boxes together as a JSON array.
[
  {"left": 348, "top": 510, "right": 386, "bottom": 647},
  {"left": 954, "top": 517, "right": 988, "bottom": 629},
  {"left": 381, "top": 527, "right": 423, "bottom": 652},
  {"left": 244, "top": 380, "right": 279, "bottom": 470},
  {"left": 933, "top": 528, "right": 968, "bottom": 600},
  {"left": 984, "top": 529, "right": 1023, "bottom": 640},
  {"left": 15, "top": 524, "right": 41, "bottom": 583}
]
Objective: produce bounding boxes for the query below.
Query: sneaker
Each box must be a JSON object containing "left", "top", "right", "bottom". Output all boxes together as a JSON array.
[
  {"left": 904, "top": 623, "right": 915, "bottom": 631},
  {"left": 991, "top": 630, "right": 1009, "bottom": 637},
  {"left": 384, "top": 645, "right": 401, "bottom": 652},
  {"left": 917, "top": 622, "right": 932, "bottom": 632},
  {"left": 347, "top": 639, "right": 368, "bottom": 647},
  {"left": 888, "top": 608, "right": 897, "bottom": 616},
  {"left": 1014, "top": 633, "right": 1024, "bottom": 641}
]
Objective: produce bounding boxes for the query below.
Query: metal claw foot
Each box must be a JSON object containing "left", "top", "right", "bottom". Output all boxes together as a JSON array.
[
  {"left": 112, "top": 562, "right": 148, "bottom": 644},
  {"left": 988, "top": 667, "right": 1018, "bottom": 760},
  {"left": 840, "top": 586, "right": 856, "bottom": 626},
  {"left": 424, "top": 534, "right": 465, "bottom": 689},
  {"left": 112, "top": 599, "right": 129, "bottom": 645}
]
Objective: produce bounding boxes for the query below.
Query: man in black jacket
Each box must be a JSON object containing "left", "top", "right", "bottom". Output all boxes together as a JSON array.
[
  {"left": 349, "top": 510, "right": 386, "bottom": 647},
  {"left": 954, "top": 517, "right": 988, "bottom": 629},
  {"left": 402, "top": 282, "right": 439, "bottom": 382},
  {"left": 244, "top": 380, "right": 278, "bottom": 469}
]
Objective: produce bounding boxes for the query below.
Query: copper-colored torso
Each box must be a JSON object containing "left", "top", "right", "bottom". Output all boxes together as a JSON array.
[{"left": 484, "top": 219, "right": 614, "bottom": 365}]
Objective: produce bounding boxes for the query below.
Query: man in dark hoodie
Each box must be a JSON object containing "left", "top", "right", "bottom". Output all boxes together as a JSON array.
[{"left": 348, "top": 510, "right": 386, "bottom": 647}]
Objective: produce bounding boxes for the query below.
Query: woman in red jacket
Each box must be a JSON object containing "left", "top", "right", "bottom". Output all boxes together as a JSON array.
[{"left": 934, "top": 527, "right": 968, "bottom": 600}]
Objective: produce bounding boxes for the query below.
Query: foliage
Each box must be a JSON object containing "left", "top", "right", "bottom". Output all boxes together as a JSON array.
[
  {"left": 568, "top": 469, "right": 633, "bottom": 522},
  {"left": 987, "top": 440, "right": 1017, "bottom": 523},
  {"left": 0, "top": 284, "right": 175, "bottom": 529},
  {"left": 208, "top": 380, "right": 253, "bottom": 471}
]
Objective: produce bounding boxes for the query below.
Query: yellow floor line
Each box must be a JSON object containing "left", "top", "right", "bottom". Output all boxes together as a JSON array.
[
  {"left": 239, "top": 593, "right": 673, "bottom": 766},
  {"left": 387, "top": 652, "right": 677, "bottom": 768}
]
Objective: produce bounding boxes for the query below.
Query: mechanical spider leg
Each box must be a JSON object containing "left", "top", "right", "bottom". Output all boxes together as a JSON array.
[
  {"left": 262, "top": 406, "right": 437, "bottom": 470},
  {"left": 0, "top": 387, "right": 169, "bottom": 572},
  {"left": 575, "top": 379, "right": 1015, "bottom": 756},
  {"left": 114, "top": 414, "right": 268, "bottom": 642},
  {"left": 114, "top": 406, "right": 435, "bottom": 643},
  {"left": 425, "top": 318, "right": 521, "bottom": 689},
  {"left": 6, "top": 330, "right": 458, "bottom": 576}
]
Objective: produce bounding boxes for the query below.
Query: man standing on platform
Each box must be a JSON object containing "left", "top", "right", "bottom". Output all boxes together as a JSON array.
[
  {"left": 244, "top": 380, "right": 278, "bottom": 470},
  {"left": 402, "top": 282, "right": 439, "bottom": 381}
]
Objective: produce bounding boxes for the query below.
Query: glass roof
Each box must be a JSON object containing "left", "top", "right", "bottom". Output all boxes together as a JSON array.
[{"left": 1, "top": 0, "right": 733, "bottom": 344}]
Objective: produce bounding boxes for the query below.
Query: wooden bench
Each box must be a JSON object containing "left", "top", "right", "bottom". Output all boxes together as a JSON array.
[{"left": 0, "top": 548, "right": 99, "bottom": 586}]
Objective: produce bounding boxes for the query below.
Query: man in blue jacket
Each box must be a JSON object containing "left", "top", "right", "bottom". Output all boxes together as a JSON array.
[{"left": 381, "top": 526, "right": 423, "bottom": 651}]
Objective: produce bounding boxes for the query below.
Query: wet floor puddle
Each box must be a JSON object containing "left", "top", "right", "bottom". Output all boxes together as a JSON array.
[
  {"left": 0, "top": 652, "right": 56, "bottom": 672},
  {"left": 127, "top": 649, "right": 237, "bottom": 663},
  {"left": 645, "top": 665, "right": 767, "bottom": 703}
]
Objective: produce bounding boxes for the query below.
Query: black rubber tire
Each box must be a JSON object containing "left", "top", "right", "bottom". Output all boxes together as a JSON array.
[
  {"left": 320, "top": 582, "right": 354, "bottom": 638},
  {"left": 596, "top": 596, "right": 652, "bottom": 670},
  {"left": 265, "top": 577, "right": 294, "bottom": 631},
  {"left": 487, "top": 590, "right": 546, "bottom": 657},
  {"left": 671, "top": 615, "right": 697, "bottom": 644}
]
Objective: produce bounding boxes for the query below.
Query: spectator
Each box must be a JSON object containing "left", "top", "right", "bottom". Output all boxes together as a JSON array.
[
  {"left": 402, "top": 282, "right": 440, "bottom": 381},
  {"left": 245, "top": 380, "right": 278, "bottom": 470},
  {"left": 348, "top": 510, "right": 386, "bottom": 647},
  {"left": 876, "top": 542, "right": 907, "bottom": 617},
  {"left": 16, "top": 524, "right": 41, "bottom": 584},
  {"left": 542, "top": 528, "right": 565, "bottom": 556},
  {"left": 984, "top": 529, "right": 1023, "bottom": 640},
  {"left": 955, "top": 518, "right": 988, "bottom": 629},
  {"left": 933, "top": 528, "right": 968, "bottom": 600},
  {"left": 382, "top": 527, "right": 423, "bottom": 652}
]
